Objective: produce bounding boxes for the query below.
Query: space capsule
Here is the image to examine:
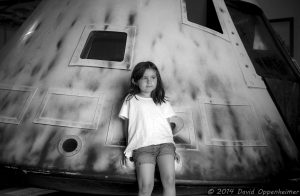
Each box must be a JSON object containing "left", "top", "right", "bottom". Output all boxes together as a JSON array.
[{"left": 0, "top": 0, "right": 299, "bottom": 194}]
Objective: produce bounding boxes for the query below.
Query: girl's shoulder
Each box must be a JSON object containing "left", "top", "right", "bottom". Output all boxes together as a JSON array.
[
  {"left": 159, "top": 98, "right": 174, "bottom": 109},
  {"left": 124, "top": 93, "right": 137, "bottom": 102},
  {"left": 160, "top": 99, "right": 171, "bottom": 107}
]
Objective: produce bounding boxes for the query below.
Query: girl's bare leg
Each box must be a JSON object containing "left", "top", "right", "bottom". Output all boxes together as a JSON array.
[
  {"left": 157, "top": 154, "right": 176, "bottom": 196},
  {"left": 136, "top": 163, "right": 155, "bottom": 196}
]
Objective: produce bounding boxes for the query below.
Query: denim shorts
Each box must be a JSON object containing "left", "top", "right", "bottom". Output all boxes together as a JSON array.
[{"left": 132, "top": 143, "right": 176, "bottom": 166}]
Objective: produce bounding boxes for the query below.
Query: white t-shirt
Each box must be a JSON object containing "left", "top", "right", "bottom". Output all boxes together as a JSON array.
[{"left": 119, "top": 94, "right": 175, "bottom": 158}]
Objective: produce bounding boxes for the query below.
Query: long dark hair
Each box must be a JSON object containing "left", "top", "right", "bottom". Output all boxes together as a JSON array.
[{"left": 127, "top": 61, "right": 166, "bottom": 104}]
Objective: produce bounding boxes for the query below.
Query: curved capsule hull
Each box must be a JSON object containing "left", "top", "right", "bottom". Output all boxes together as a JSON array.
[{"left": 0, "top": 0, "right": 299, "bottom": 193}]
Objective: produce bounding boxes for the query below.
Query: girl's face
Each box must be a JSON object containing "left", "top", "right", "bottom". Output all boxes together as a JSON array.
[{"left": 135, "top": 68, "right": 157, "bottom": 97}]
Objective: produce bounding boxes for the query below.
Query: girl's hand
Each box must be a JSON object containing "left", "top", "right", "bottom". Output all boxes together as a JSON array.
[
  {"left": 121, "top": 154, "right": 128, "bottom": 166},
  {"left": 175, "top": 152, "right": 180, "bottom": 163}
]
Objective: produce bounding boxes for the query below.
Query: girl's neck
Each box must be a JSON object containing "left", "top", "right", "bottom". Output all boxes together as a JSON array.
[{"left": 137, "top": 92, "right": 151, "bottom": 98}]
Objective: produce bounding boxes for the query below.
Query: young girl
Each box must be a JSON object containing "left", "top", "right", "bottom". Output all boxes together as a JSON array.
[{"left": 119, "top": 61, "right": 178, "bottom": 196}]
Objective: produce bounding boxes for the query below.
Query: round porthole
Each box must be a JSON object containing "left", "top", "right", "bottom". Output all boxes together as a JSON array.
[
  {"left": 169, "top": 116, "right": 184, "bottom": 136},
  {"left": 58, "top": 135, "right": 82, "bottom": 157}
]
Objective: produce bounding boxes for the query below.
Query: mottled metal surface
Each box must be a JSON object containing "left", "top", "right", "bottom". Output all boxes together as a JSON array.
[{"left": 0, "top": 0, "right": 299, "bottom": 187}]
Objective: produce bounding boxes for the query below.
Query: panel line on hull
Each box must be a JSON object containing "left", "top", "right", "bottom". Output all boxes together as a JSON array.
[
  {"left": 0, "top": 84, "right": 37, "bottom": 124},
  {"left": 33, "top": 88, "right": 104, "bottom": 130}
]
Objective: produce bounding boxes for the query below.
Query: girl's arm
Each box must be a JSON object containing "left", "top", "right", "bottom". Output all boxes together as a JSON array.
[
  {"left": 123, "top": 119, "right": 128, "bottom": 146},
  {"left": 167, "top": 118, "right": 180, "bottom": 163},
  {"left": 121, "top": 118, "right": 129, "bottom": 166}
]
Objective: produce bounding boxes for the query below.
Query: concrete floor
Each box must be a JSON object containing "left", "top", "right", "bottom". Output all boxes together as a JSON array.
[{"left": 1, "top": 166, "right": 300, "bottom": 196}]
